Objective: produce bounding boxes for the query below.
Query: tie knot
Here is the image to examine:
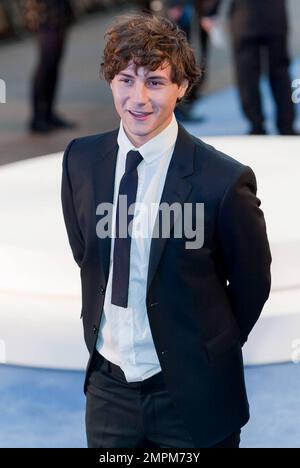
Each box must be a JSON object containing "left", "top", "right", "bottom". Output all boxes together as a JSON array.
[{"left": 125, "top": 150, "right": 143, "bottom": 174}]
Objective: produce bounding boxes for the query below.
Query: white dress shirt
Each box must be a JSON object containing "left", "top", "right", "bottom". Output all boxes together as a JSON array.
[{"left": 96, "top": 114, "right": 178, "bottom": 382}]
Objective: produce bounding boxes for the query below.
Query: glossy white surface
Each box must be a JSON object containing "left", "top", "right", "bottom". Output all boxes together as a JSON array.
[{"left": 0, "top": 136, "right": 299, "bottom": 368}]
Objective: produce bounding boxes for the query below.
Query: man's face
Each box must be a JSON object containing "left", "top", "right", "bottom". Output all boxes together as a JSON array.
[{"left": 110, "top": 61, "right": 188, "bottom": 147}]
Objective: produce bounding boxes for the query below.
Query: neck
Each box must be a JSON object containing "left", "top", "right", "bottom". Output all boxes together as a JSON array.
[{"left": 123, "top": 116, "right": 173, "bottom": 148}]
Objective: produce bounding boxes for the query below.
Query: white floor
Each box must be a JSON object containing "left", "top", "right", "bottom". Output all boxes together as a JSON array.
[{"left": 0, "top": 136, "right": 299, "bottom": 369}]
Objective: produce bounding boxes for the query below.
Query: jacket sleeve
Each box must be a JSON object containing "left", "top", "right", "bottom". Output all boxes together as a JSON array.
[
  {"left": 217, "top": 165, "right": 272, "bottom": 346},
  {"left": 61, "top": 139, "right": 85, "bottom": 268}
]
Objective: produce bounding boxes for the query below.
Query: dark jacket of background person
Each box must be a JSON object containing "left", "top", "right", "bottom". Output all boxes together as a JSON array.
[
  {"left": 201, "top": 0, "right": 288, "bottom": 37},
  {"left": 24, "top": 0, "right": 74, "bottom": 33},
  {"left": 201, "top": 0, "right": 295, "bottom": 134}
]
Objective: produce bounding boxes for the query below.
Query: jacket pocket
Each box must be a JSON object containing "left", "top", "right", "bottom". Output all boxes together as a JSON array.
[{"left": 205, "top": 322, "right": 241, "bottom": 362}]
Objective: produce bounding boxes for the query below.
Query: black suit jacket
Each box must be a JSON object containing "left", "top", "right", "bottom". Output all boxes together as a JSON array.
[
  {"left": 61, "top": 123, "right": 271, "bottom": 447},
  {"left": 24, "top": 0, "right": 74, "bottom": 32},
  {"left": 202, "top": 0, "right": 288, "bottom": 37}
]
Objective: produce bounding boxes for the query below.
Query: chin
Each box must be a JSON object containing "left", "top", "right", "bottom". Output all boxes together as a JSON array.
[{"left": 128, "top": 126, "right": 154, "bottom": 136}]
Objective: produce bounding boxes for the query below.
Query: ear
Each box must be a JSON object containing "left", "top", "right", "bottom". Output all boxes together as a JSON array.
[{"left": 178, "top": 79, "right": 189, "bottom": 100}]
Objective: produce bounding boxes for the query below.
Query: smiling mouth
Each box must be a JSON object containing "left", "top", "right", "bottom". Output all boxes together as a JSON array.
[{"left": 128, "top": 110, "right": 153, "bottom": 119}]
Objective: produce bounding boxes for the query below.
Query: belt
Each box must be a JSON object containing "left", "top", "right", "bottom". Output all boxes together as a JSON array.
[{"left": 92, "top": 350, "right": 166, "bottom": 392}]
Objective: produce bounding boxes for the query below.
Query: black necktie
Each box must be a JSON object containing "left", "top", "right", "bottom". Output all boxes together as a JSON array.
[{"left": 111, "top": 150, "right": 144, "bottom": 308}]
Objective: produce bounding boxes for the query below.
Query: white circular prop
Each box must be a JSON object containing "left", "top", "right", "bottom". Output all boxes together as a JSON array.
[{"left": 0, "top": 136, "right": 299, "bottom": 369}]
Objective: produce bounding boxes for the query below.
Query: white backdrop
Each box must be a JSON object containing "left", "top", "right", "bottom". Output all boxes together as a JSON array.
[{"left": 0, "top": 136, "right": 299, "bottom": 369}]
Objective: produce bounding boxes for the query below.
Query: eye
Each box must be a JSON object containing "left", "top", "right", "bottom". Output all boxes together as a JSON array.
[
  {"left": 149, "top": 81, "right": 162, "bottom": 87},
  {"left": 120, "top": 78, "right": 132, "bottom": 84}
]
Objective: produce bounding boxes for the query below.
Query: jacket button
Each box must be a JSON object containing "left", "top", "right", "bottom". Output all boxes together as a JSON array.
[
  {"left": 100, "top": 286, "right": 106, "bottom": 295},
  {"left": 161, "top": 350, "right": 168, "bottom": 356},
  {"left": 150, "top": 302, "right": 159, "bottom": 308},
  {"left": 93, "top": 326, "right": 98, "bottom": 334}
]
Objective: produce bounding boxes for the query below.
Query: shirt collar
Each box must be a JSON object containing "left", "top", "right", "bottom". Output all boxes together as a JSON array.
[{"left": 117, "top": 113, "right": 178, "bottom": 164}]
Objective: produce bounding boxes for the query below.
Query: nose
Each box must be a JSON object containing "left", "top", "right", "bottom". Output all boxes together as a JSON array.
[{"left": 131, "top": 82, "right": 149, "bottom": 105}]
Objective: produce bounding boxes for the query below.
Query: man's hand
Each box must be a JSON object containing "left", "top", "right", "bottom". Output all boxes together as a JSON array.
[
  {"left": 200, "top": 16, "right": 217, "bottom": 33},
  {"left": 167, "top": 6, "right": 184, "bottom": 23}
]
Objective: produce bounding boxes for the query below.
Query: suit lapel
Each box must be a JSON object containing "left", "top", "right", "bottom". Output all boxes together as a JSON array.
[
  {"left": 92, "top": 123, "right": 196, "bottom": 294},
  {"left": 146, "top": 123, "right": 196, "bottom": 295},
  {"left": 92, "top": 130, "right": 119, "bottom": 283}
]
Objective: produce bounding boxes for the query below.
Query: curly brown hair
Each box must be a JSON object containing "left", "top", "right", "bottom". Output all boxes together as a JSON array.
[{"left": 100, "top": 13, "right": 202, "bottom": 101}]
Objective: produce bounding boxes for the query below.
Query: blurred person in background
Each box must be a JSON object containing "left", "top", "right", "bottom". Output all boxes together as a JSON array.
[
  {"left": 166, "top": 0, "right": 211, "bottom": 121},
  {"left": 24, "top": 0, "right": 77, "bottom": 133},
  {"left": 138, "top": 0, "right": 154, "bottom": 11},
  {"left": 201, "top": 0, "right": 297, "bottom": 135},
  {"left": 137, "top": 0, "right": 165, "bottom": 14}
]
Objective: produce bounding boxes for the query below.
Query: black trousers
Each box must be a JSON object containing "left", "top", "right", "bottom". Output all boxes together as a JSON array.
[
  {"left": 177, "top": 10, "right": 210, "bottom": 104},
  {"left": 31, "top": 29, "right": 66, "bottom": 121},
  {"left": 232, "top": 32, "right": 295, "bottom": 134},
  {"left": 85, "top": 351, "right": 241, "bottom": 448}
]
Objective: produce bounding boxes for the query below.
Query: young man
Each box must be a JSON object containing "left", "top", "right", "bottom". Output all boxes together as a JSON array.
[{"left": 61, "top": 14, "right": 272, "bottom": 448}]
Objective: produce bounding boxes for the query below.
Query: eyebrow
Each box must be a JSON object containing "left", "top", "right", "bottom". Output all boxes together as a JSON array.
[
  {"left": 147, "top": 75, "right": 169, "bottom": 81},
  {"left": 118, "top": 72, "right": 168, "bottom": 81},
  {"left": 118, "top": 72, "right": 135, "bottom": 78}
]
